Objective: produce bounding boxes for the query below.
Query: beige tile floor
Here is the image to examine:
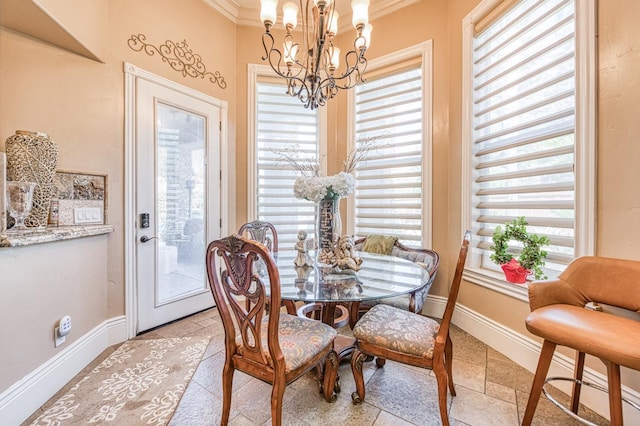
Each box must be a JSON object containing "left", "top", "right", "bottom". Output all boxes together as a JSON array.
[{"left": 26, "top": 308, "right": 608, "bottom": 425}]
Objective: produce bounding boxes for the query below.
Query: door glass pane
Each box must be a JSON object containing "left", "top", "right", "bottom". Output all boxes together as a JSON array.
[{"left": 156, "top": 103, "right": 207, "bottom": 303}]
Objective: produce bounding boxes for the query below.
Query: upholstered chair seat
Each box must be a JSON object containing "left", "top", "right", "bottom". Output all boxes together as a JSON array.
[
  {"left": 236, "top": 313, "right": 337, "bottom": 373},
  {"left": 526, "top": 305, "right": 640, "bottom": 370},
  {"left": 353, "top": 304, "right": 440, "bottom": 359}
]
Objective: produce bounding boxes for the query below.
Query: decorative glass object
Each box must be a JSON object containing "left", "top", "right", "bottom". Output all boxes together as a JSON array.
[
  {"left": 316, "top": 197, "right": 341, "bottom": 265},
  {"left": 5, "top": 130, "right": 58, "bottom": 228},
  {"left": 6, "top": 181, "right": 36, "bottom": 231}
]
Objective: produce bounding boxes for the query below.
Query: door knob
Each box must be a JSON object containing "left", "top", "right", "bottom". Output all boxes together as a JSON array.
[{"left": 140, "top": 235, "right": 157, "bottom": 243}]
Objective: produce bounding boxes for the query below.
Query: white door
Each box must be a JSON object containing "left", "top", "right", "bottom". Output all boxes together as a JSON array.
[{"left": 135, "top": 78, "right": 220, "bottom": 333}]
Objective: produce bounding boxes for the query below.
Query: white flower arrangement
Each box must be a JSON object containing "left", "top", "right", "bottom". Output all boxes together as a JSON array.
[
  {"left": 271, "top": 136, "right": 381, "bottom": 202},
  {"left": 293, "top": 172, "right": 355, "bottom": 202}
]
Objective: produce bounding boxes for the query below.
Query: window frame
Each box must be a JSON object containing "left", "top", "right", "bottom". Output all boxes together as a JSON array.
[
  {"left": 246, "top": 63, "right": 328, "bottom": 230},
  {"left": 346, "top": 40, "right": 434, "bottom": 249},
  {"left": 461, "top": 0, "right": 597, "bottom": 301}
]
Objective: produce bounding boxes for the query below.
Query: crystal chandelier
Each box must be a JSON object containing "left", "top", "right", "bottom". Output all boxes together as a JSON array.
[{"left": 260, "top": 0, "right": 372, "bottom": 109}]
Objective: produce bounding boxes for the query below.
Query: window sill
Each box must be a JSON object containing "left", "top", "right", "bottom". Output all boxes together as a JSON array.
[
  {"left": 462, "top": 267, "right": 529, "bottom": 303},
  {"left": 0, "top": 225, "right": 114, "bottom": 248}
]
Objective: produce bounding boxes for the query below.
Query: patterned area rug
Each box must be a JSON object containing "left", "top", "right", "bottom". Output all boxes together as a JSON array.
[{"left": 29, "top": 336, "right": 210, "bottom": 425}]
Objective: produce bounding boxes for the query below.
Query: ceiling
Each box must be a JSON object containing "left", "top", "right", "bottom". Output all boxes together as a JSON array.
[{"left": 203, "top": 0, "right": 419, "bottom": 30}]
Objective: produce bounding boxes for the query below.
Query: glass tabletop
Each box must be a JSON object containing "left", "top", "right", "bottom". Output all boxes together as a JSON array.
[{"left": 267, "top": 251, "right": 432, "bottom": 303}]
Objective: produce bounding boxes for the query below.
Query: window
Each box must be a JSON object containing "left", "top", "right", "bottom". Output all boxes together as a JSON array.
[
  {"left": 247, "top": 65, "right": 326, "bottom": 249},
  {"left": 462, "top": 0, "right": 596, "bottom": 292},
  {"left": 348, "top": 42, "right": 433, "bottom": 248}
]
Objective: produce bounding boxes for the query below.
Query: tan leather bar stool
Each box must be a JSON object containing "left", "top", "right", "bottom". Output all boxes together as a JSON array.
[{"left": 522, "top": 256, "right": 640, "bottom": 426}]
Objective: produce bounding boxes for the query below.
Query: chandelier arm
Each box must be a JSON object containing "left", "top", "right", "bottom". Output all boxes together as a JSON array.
[
  {"left": 325, "top": 50, "right": 368, "bottom": 90},
  {"left": 262, "top": 31, "right": 315, "bottom": 108}
]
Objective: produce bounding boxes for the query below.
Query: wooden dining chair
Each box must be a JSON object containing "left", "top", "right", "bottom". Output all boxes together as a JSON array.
[
  {"left": 350, "top": 231, "right": 471, "bottom": 426},
  {"left": 238, "top": 220, "right": 278, "bottom": 252},
  {"left": 349, "top": 235, "right": 440, "bottom": 328},
  {"left": 238, "top": 220, "right": 296, "bottom": 315},
  {"left": 206, "top": 234, "right": 339, "bottom": 425}
]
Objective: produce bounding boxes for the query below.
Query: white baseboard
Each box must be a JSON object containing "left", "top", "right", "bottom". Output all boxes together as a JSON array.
[
  {"left": 0, "top": 316, "right": 127, "bottom": 425},
  {"left": 424, "top": 295, "right": 640, "bottom": 423}
]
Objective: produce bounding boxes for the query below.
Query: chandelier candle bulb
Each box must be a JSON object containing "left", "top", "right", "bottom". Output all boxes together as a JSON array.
[
  {"left": 351, "top": 0, "right": 370, "bottom": 29},
  {"left": 329, "top": 46, "right": 340, "bottom": 70},
  {"left": 284, "top": 40, "right": 298, "bottom": 65},
  {"left": 260, "top": 0, "right": 277, "bottom": 27},
  {"left": 327, "top": 10, "right": 339, "bottom": 35},
  {"left": 356, "top": 23, "right": 373, "bottom": 50},
  {"left": 283, "top": 2, "right": 298, "bottom": 28}
]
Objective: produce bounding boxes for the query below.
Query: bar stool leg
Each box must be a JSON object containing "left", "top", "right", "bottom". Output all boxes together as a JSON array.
[
  {"left": 603, "top": 360, "right": 623, "bottom": 426},
  {"left": 523, "top": 340, "right": 557, "bottom": 426},
  {"left": 571, "top": 351, "right": 585, "bottom": 413}
]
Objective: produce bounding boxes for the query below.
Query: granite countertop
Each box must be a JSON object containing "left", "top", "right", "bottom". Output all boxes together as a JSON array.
[{"left": 0, "top": 224, "right": 114, "bottom": 247}]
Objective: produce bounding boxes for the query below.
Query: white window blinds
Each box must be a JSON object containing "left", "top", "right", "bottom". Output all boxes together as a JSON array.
[
  {"left": 256, "top": 81, "right": 319, "bottom": 249},
  {"left": 353, "top": 66, "right": 424, "bottom": 246},
  {"left": 471, "top": 0, "right": 576, "bottom": 275}
]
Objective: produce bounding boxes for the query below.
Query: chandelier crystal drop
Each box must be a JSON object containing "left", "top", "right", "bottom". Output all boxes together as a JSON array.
[{"left": 260, "top": 0, "right": 372, "bottom": 109}]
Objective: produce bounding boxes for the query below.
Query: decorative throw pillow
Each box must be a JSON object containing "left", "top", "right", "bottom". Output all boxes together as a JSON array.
[{"left": 362, "top": 234, "right": 398, "bottom": 255}]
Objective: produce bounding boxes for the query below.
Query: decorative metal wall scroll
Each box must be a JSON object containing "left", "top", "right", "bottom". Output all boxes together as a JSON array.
[{"left": 128, "top": 34, "right": 227, "bottom": 89}]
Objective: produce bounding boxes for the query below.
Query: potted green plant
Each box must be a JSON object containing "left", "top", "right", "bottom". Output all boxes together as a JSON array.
[{"left": 490, "top": 217, "right": 550, "bottom": 283}]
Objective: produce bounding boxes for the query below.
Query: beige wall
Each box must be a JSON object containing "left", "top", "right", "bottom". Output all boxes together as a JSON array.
[
  {"left": 0, "top": 0, "right": 235, "bottom": 393},
  {"left": 1, "top": 0, "right": 640, "bottom": 403}
]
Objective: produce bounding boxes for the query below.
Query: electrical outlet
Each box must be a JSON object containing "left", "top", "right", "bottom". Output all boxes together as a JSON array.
[{"left": 54, "top": 315, "right": 72, "bottom": 347}]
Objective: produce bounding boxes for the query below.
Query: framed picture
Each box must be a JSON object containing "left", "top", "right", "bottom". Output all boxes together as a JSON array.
[{"left": 53, "top": 170, "right": 107, "bottom": 226}]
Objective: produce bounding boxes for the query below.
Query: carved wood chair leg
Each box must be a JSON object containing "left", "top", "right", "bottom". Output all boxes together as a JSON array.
[
  {"left": 375, "top": 357, "right": 386, "bottom": 367},
  {"left": 522, "top": 340, "right": 557, "bottom": 426},
  {"left": 322, "top": 351, "right": 339, "bottom": 402},
  {"left": 349, "top": 302, "right": 361, "bottom": 329},
  {"left": 571, "top": 351, "right": 586, "bottom": 413},
  {"left": 604, "top": 360, "right": 623, "bottom": 426},
  {"left": 221, "top": 363, "right": 234, "bottom": 425},
  {"left": 433, "top": 360, "right": 451, "bottom": 426},
  {"left": 271, "top": 378, "right": 286, "bottom": 426},
  {"left": 351, "top": 349, "right": 367, "bottom": 405},
  {"left": 445, "top": 335, "right": 456, "bottom": 396},
  {"left": 315, "top": 362, "right": 324, "bottom": 386}
]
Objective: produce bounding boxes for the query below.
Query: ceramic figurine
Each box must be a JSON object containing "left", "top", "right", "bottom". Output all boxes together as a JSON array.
[
  {"left": 333, "top": 234, "right": 363, "bottom": 271},
  {"left": 294, "top": 230, "right": 314, "bottom": 267}
]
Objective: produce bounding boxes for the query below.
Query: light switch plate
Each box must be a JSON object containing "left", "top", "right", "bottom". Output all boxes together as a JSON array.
[{"left": 74, "top": 207, "right": 103, "bottom": 224}]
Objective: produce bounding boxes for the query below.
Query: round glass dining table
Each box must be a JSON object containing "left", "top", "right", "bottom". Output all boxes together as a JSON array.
[
  {"left": 273, "top": 251, "right": 432, "bottom": 304},
  {"left": 267, "top": 250, "right": 433, "bottom": 362}
]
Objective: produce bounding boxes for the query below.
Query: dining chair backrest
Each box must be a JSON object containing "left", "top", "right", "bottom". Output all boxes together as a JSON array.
[
  {"left": 239, "top": 220, "right": 279, "bottom": 253},
  {"left": 349, "top": 235, "right": 440, "bottom": 326},
  {"left": 437, "top": 230, "right": 471, "bottom": 346},
  {"left": 206, "top": 234, "right": 283, "bottom": 367}
]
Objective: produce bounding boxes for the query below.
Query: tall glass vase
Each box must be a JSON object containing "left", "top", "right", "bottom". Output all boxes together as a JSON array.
[{"left": 316, "top": 197, "right": 342, "bottom": 266}]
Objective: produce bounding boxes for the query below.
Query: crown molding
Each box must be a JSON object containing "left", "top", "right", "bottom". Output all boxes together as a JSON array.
[{"left": 203, "top": 0, "right": 420, "bottom": 30}]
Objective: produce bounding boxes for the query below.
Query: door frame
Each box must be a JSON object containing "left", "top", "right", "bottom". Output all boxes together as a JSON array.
[{"left": 124, "top": 62, "right": 230, "bottom": 338}]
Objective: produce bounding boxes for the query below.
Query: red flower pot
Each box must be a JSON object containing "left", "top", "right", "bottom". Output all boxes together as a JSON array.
[{"left": 501, "top": 259, "right": 531, "bottom": 284}]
